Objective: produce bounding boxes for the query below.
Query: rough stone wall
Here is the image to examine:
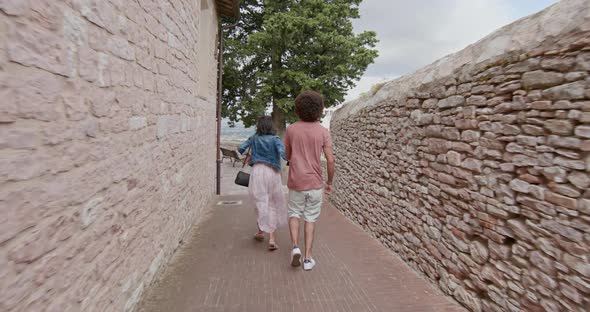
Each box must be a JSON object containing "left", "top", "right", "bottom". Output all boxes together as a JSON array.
[
  {"left": 330, "top": 2, "right": 590, "bottom": 312},
  {"left": 0, "top": 0, "right": 219, "bottom": 311}
]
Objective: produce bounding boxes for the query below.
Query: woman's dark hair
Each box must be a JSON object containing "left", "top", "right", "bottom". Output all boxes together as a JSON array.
[
  {"left": 256, "top": 116, "right": 276, "bottom": 135},
  {"left": 295, "top": 90, "right": 324, "bottom": 122}
]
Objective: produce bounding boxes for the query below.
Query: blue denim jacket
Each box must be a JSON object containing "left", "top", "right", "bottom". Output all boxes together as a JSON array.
[{"left": 238, "top": 134, "right": 287, "bottom": 171}]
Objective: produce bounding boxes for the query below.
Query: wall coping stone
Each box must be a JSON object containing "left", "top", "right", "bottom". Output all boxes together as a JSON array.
[{"left": 332, "top": 0, "right": 590, "bottom": 123}]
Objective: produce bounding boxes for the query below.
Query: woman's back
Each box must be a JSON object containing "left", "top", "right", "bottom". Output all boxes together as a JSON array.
[
  {"left": 237, "top": 116, "right": 288, "bottom": 250},
  {"left": 239, "top": 134, "right": 286, "bottom": 171}
]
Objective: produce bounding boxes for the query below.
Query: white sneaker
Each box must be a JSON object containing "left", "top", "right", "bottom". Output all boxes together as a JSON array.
[
  {"left": 303, "top": 258, "right": 316, "bottom": 271},
  {"left": 291, "top": 247, "right": 302, "bottom": 267}
]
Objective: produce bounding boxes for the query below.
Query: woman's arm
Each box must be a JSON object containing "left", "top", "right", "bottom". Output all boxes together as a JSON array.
[
  {"left": 284, "top": 129, "right": 291, "bottom": 160},
  {"left": 274, "top": 136, "right": 288, "bottom": 161},
  {"left": 238, "top": 136, "right": 253, "bottom": 155}
]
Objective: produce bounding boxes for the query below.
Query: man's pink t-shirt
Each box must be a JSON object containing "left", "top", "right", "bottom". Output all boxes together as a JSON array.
[{"left": 284, "top": 121, "right": 331, "bottom": 191}]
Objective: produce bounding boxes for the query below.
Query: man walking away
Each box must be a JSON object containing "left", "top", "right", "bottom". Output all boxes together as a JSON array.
[{"left": 284, "top": 90, "right": 335, "bottom": 271}]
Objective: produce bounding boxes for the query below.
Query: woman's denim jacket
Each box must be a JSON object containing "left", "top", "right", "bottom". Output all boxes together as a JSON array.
[{"left": 238, "top": 135, "right": 287, "bottom": 171}]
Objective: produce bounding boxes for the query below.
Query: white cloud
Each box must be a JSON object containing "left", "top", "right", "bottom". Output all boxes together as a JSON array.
[{"left": 345, "top": 0, "right": 539, "bottom": 101}]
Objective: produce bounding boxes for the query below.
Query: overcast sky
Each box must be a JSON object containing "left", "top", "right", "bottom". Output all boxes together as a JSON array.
[{"left": 344, "top": 0, "right": 559, "bottom": 102}]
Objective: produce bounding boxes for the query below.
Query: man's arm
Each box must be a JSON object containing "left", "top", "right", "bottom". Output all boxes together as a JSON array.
[
  {"left": 324, "top": 145, "right": 335, "bottom": 194},
  {"left": 274, "top": 136, "right": 288, "bottom": 161}
]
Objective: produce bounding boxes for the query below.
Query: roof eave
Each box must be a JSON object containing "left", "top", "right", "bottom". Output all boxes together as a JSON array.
[{"left": 215, "top": 0, "right": 240, "bottom": 19}]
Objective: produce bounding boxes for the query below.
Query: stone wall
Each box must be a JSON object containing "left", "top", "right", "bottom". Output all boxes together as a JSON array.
[
  {"left": 330, "top": 1, "right": 590, "bottom": 311},
  {"left": 0, "top": 0, "right": 219, "bottom": 311}
]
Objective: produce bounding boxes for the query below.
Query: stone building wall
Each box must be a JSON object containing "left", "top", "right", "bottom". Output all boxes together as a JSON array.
[
  {"left": 330, "top": 1, "right": 590, "bottom": 311},
  {"left": 0, "top": 0, "right": 220, "bottom": 311}
]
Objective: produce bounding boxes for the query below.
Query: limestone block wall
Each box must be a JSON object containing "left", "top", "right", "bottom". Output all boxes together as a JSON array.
[
  {"left": 330, "top": 1, "right": 590, "bottom": 311},
  {"left": 0, "top": 0, "right": 219, "bottom": 311}
]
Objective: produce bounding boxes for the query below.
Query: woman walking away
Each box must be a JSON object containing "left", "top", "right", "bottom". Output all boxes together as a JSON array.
[{"left": 238, "top": 116, "right": 288, "bottom": 251}]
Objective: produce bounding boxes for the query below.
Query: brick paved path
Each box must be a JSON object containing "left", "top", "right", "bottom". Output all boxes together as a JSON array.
[{"left": 137, "top": 191, "right": 465, "bottom": 311}]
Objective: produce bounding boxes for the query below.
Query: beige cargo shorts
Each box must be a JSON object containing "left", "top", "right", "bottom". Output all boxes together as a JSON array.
[{"left": 288, "top": 188, "right": 323, "bottom": 223}]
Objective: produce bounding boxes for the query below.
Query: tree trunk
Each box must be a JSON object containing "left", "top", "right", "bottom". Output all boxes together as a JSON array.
[
  {"left": 271, "top": 98, "right": 286, "bottom": 138},
  {"left": 270, "top": 42, "right": 286, "bottom": 137},
  {"left": 271, "top": 98, "right": 288, "bottom": 186}
]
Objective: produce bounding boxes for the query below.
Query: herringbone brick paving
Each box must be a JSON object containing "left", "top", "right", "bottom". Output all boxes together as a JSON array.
[{"left": 137, "top": 174, "right": 465, "bottom": 312}]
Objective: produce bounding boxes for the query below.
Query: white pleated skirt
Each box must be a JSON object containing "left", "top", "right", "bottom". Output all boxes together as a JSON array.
[{"left": 248, "top": 163, "right": 287, "bottom": 232}]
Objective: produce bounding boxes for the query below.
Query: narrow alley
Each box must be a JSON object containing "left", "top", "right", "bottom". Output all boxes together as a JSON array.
[{"left": 136, "top": 162, "right": 464, "bottom": 312}]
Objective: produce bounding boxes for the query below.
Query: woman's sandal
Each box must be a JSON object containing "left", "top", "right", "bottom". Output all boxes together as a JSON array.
[
  {"left": 254, "top": 232, "right": 265, "bottom": 242},
  {"left": 268, "top": 242, "right": 278, "bottom": 251}
]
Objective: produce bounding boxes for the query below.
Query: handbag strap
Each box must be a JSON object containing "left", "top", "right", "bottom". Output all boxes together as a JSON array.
[{"left": 242, "top": 145, "right": 251, "bottom": 168}]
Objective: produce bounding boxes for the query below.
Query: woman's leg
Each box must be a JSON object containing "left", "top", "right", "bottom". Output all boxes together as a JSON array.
[
  {"left": 254, "top": 224, "right": 265, "bottom": 241},
  {"left": 267, "top": 167, "right": 284, "bottom": 250},
  {"left": 250, "top": 165, "right": 267, "bottom": 241},
  {"left": 268, "top": 230, "right": 278, "bottom": 250}
]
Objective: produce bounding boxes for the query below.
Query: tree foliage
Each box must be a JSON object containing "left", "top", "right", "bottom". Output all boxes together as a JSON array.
[{"left": 222, "top": 0, "right": 378, "bottom": 133}]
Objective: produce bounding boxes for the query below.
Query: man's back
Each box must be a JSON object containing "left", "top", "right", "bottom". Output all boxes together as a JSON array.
[
  {"left": 285, "top": 121, "right": 331, "bottom": 191},
  {"left": 285, "top": 90, "right": 335, "bottom": 271}
]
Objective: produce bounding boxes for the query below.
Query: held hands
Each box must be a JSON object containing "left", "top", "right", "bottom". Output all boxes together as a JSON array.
[{"left": 324, "top": 183, "right": 333, "bottom": 194}]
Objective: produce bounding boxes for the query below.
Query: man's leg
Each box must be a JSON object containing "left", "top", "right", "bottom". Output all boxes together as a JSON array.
[
  {"left": 288, "top": 190, "right": 305, "bottom": 266},
  {"left": 302, "top": 189, "right": 323, "bottom": 267},
  {"left": 288, "top": 190, "right": 304, "bottom": 247},
  {"left": 303, "top": 221, "right": 315, "bottom": 259},
  {"left": 289, "top": 217, "right": 300, "bottom": 247}
]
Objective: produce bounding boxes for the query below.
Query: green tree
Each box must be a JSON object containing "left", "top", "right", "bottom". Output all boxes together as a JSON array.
[{"left": 222, "top": 0, "right": 378, "bottom": 135}]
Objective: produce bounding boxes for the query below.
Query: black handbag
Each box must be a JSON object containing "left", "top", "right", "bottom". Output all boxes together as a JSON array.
[{"left": 235, "top": 146, "right": 251, "bottom": 187}]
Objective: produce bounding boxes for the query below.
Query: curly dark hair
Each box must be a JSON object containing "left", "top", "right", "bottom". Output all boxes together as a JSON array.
[
  {"left": 256, "top": 116, "right": 276, "bottom": 135},
  {"left": 295, "top": 90, "right": 324, "bottom": 122}
]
